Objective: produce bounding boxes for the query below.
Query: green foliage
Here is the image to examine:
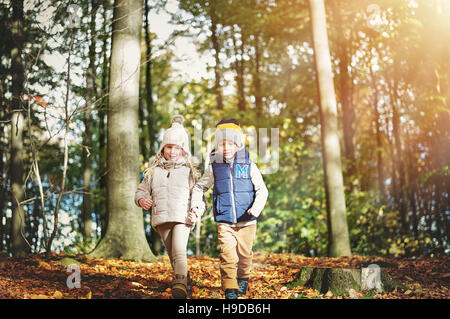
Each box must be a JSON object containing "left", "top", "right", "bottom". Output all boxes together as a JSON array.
[
  {"left": 254, "top": 148, "right": 329, "bottom": 256},
  {"left": 1, "top": 0, "right": 449, "bottom": 259},
  {"left": 63, "top": 231, "right": 98, "bottom": 255},
  {"left": 346, "top": 189, "right": 446, "bottom": 257}
]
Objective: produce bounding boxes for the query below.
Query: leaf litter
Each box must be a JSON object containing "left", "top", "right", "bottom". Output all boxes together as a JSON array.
[{"left": 0, "top": 252, "right": 448, "bottom": 299}]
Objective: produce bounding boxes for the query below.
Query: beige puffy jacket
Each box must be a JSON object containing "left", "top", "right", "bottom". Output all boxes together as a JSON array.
[{"left": 134, "top": 156, "right": 194, "bottom": 229}]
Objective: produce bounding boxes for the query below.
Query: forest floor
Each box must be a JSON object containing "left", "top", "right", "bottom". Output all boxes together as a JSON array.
[{"left": 0, "top": 252, "right": 448, "bottom": 299}]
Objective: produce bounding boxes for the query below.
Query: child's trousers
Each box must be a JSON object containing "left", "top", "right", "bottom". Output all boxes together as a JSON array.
[
  {"left": 156, "top": 222, "right": 191, "bottom": 276},
  {"left": 218, "top": 223, "right": 257, "bottom": 290}
]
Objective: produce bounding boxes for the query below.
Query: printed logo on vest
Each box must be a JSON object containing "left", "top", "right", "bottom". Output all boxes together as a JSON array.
[{"left": 236, "top": 164, "right": 249, "bottom": 178}]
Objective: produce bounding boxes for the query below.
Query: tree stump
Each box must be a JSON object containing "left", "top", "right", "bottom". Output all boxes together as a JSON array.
[{"left": 288, "top": 264, "right": 399, "bottom": 296}]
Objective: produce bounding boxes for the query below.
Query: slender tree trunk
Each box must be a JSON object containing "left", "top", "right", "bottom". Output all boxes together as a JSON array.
[
  {"left": 209, "top": 2, "right": 223, "bottom": 111},
  {"left": 144, "top": 0, "right": 155, "bottom": 155},
  {"left": 138, "top": 87, "right": 146, "bottom": 158},
  {"left": 90, "top": 0, "right": 155, "bottom": 262},
  {"left": 369, "top": 60, "right": 386, "bottom": 201},
  {"left": 30, "top": 190, "right": 40, "bottom": 251},
  {"left": 238, "top": 29, "right": 246, "bottom": 111},
  {"left": 232, "top": 25, "right": 246, "bottom": 111},
  {"left": 253, "top": 33, "right": 263, "bottom": 117},
  {"left": 0, "top": 81, "right": 6, "bottom": 252},
  {"left": 308, "top": 0, "right": 351, "bottom": 257},
  {"left": 143, "top": 0, "right": 163, "bottom": 255},
  {"left": 331, "top": 2, "right": 355, "bottom": 177},
  {"left": 47, "top": 29, "right": 74, "bottom": 254},
  {"left": 390, "top": 138, "right": 398, "bottom": 201},
  {"left": 82, "top": 0, "right": 98, "bottom": 243},
  {"left": 392, "top": 104, "right": 407, "bottom": 232},
  {"left": 10, "top": 0, "right": 28, "bottom": 257},
  {"left": 391, "top": 60, "right": 408, "bottom": 234},
  {"left": 98, "top": 0, "right": 110, "bottom": 238},
  {"left": 405, "top": 130, "right": 418, "bottom": 239}
]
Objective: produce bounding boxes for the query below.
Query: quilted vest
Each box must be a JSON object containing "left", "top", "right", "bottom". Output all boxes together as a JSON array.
[{"left": 211, "top": 148, "right": 256, "bottom": 224}]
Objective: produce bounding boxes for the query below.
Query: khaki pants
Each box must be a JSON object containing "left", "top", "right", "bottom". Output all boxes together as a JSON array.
[
  {"left": 218, "top": 224, "right": 257, "bottom": 290},
  {"left": 156, "top": 222, "right": 191, "bottom": 276}
]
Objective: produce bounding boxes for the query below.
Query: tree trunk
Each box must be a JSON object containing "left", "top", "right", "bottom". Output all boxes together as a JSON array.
[
  {"left": 138, "top": 86, "right": 146, "bottom": 158},
  {"left": 30, "top": 190, "right": 40, "bottom": 251},
  {"left": 369, "top": 57, "right": 386, "bottom": 202},
  {"left": 253, "top": 33, "right": 263, "bottom": 117},
  {"left": 10, "top": 0, "right": 28, "bottom": 257},
  {"left": 331, "top": 2, "right": 355, "bottom": 176},
  {"left": 46, "top": 28, "right": 74, "bottom": 254},
  {"left": 144, "top": 0, "right": 155, "bottom": 156},
  {"left": 82, "top": 0, "right": 98, "bottom": 243},
  {"left": 232, "top": 25, "right": 246, "bottom": 111},
  {"left": 0, "top": 79, "right": 6, "bottom": 252},
  {"left": 391, "top": 59, "right": 408, "bottom": 234},
  {"left": 405, "top": 130, "right": 418, "bottom": 239},
  {"left": 90, "top": 0, "right": 155, "bottom": 262},
  {"left": 289, "top": 265, "right": 399, "bottom": 296},
  {"left": 143, "top": 0, "right": 163, "bottom": 255},
  {"left": 97, "top": 0, "right": 110, "bottom": 238},
  {"left": 209, "top": 2, "right": 224, "bottom": 111},
  {"left": 308, "top": 0, "right": 351, "bottom": 257}
]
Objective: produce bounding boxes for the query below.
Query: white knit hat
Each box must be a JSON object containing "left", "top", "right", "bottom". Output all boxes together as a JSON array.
[{"left": 159, "top": 115, "right": 191, "bottom": 156}]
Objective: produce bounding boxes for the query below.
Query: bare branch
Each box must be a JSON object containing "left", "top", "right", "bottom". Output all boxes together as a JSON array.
[{"left": 47, "top": 28, "right": 74, "bottom": 254}]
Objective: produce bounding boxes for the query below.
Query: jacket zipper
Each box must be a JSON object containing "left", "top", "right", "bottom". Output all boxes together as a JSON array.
[
  {"left": 229, "top": 163, "right": 237, "bottom": 224},
  {"left": 167, "top": 162, "right": 175, "bottom": 178}
]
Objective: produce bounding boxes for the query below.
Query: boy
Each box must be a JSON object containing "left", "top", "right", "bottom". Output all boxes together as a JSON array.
[{"left": 189, "top": 119, "right": 268, "bottom": 299}]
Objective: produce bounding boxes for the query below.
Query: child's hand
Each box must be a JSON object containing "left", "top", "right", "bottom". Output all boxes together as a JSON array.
[
  {"left": 246, "top": 210, "right": 253, "bottom": 216},
  {"left": 187, "top": 208, "right": 198, "bottom": 225},
  {"left": 191, "top": 207, "right": 200, "bottom": 216},
  {"left": 138, "top": 198, "right": 153, "bottom": 210}
]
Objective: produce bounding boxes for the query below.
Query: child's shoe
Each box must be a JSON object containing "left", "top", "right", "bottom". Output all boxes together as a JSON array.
[
  {"left": 237, "top": 278, "right": 249, "bottom": 296},
  {"left": 225, "top": 289, "right": 238, "bottom": 299},
  {"left": 172, "top": 274, "right": 188, "bottom": 299}
]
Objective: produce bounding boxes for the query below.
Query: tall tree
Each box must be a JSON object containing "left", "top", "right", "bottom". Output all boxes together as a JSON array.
[
  {"left": 82, "top": 0, "right": 99, "bottom": 244},
  {"left": 252, "top": 32, "right": 263, "bottom": 117},
  {"left": 369, "top": 65, "right": 386, "bottom": 201},
  {"left": 308, "top": 0, "right": 351, "bottom": 257},
  {"left": 144, "top": 0, "right": 155, "bottom": 156},
  {"left": 90, "top": 0, "right": 155, "bottom": 261},
  {"left": 369, "top": 37, "right": 386, "bottom": 201},
  {"left": 209, "top": 0, "right": 224, "bottom": 111},
  {"left": 10, "top": 0, "right": 28, "bottom": 257},
  {"left": 330, "top": 2, "right": 356, "bottom": 177},
  {"left": 97, "top": 0, "right": 111, "bottom": 238},
  {"left": 0, "top": 99, "right": 5, "bottom": 253},
  {"left": 391, "top": 56, "right": 408, "bottom": 234},
  {"left": 232, "top": 25, "right": 246, "bottom": 111},
  {"left": 0, "top": 3, "right": 9, "bottom": 252}
]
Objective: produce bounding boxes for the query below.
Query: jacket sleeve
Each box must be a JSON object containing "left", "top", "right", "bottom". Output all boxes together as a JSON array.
[
  {"left": 134, "top": 174, "right": 152, "bottom": 207},
  {"left": 248, "top": 162, "right": 268, "bottom": 218},
  {"left": 190, "top": 164, "right": 214, "bottom": 216}
]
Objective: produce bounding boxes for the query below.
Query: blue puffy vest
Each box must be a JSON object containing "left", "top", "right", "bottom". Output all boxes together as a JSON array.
[{"left": 211, "top": 148, "right": 256, "bottom": 224}]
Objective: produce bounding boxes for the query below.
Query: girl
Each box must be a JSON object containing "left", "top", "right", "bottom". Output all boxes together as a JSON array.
[{"left": 134, "top": 115, "right": 199, "bottom": 299}]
